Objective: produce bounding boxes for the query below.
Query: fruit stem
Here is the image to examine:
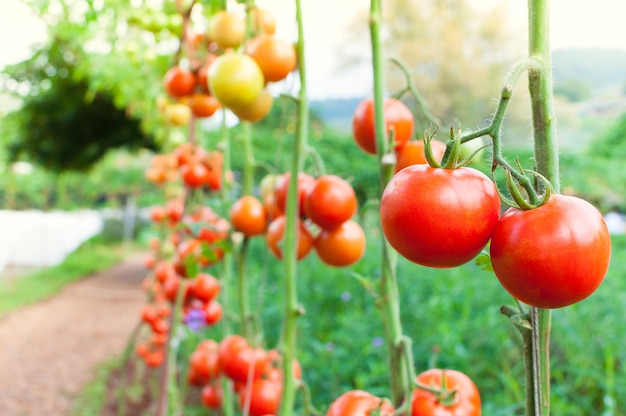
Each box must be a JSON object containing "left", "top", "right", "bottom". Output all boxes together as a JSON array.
[
  {"left": 370, "top": 0, "right": 412, "bottom": 411},
  {"left": 278, "top": 0, "right": 308, "bottom": 413}
]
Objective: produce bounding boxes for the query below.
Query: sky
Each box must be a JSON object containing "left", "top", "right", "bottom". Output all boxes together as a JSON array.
[{"left": 2, "top": 0, "right": 626, "bottom": 99}]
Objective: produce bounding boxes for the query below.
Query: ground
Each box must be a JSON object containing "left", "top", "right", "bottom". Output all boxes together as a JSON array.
[{"left": 0, "top": 253, "right": 147, "bottom": 416}]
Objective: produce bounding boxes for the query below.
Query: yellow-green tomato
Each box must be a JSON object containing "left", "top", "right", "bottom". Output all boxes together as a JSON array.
[{"left": 208, "top": 53, "right": 265, "bottom": 110}]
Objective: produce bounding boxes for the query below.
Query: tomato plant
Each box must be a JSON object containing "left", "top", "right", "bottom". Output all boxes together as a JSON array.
[
  {"left": 352, "top": 97, "right": 414, "bottom": 155},
  {"left": 314, "top": 220, "right": 366, "bottom": 267},
  {"left": 411, "top": 369, "right": 481, "bottom": 416},
  {"left": 490, "top": 193, "right": 611, "bottom": 308},
  {"left": 380, "top": 164, "right": 500, "bottom": 268},
  {"left": 304, "top": 174, "right": 357, "bottom": 230},
  {"left": 326, "top": 390, "right": 395, "bottom": 416}
]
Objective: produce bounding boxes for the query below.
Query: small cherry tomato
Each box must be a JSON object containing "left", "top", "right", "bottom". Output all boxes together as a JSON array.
[
  {"left": 304, "top": 174, "right": 357, "bottom": 230},
  {"left": 315, "top": 220, "right": 366, "bottom": 267},
  {"left": 352, "top": 97, "right": 414, "bottom": 155},
  {"left": 266, "top": 216, "right": 314, "bottom": 261},
  {"left": 411, "top": 369, "right": 481, "bottom": 416}
]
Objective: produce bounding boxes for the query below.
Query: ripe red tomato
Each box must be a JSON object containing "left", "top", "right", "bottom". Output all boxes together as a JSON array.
[
  {"left": 230, "top": 195, "right": 268, "bottom": 237},
  {"left": 239, "top": 379, "right": 282, "bottom": 416},
  {"left": 246, "top": 35, "right": 297, "bottom": 83},
  {"left": 222, "top": 345, "right": 268, "bottom": 382},
  {"left": 204, "top": 300, "right": 223, "bottom": 325},
  {"left": 304, "top": 175, "right": 357, "bottom": 230},
  {"left": 380, "top": 165, "right": 500, "bottom": 268},
  {"left": 180, "top": 161, "right": 210, "bottom": 188},
  {"left": 411, "top": 369, "right": 481, "bottom": 416},
  {"left": 315, "top": 220, "right": 366, "bottom": 267},
  {"left": 394, "top": 139, "right": 447, "bottom": 174},
  {"left": 274, "top": 172, "right": 315, "bottom": 217},
  {"left": 219, "top": 335, "right": 249, "bottom": 367},
  {"left": 266, "top": 216, "right": 314, "bottom": 261},
  {"left": 352, "top": 97, "right": 414, "bottom": 155},
  {"left": 201, "top": 383, "right": 223, "bottom": 409},
  {"left": 326, "top": 390, "right": 395, "bottom": 416},
  {"left": 163, "top": 66, "right": 196, "bottom": 98},
  {"left": 489, "top": 193, "right": 611, "bottom": 308},
  {"left": 209, "top": 53, "right": 265, "bottom": 110},
  {"left": 191, "top": 273, "right": 220, "bottom": 302},
  {"left": 189, "top": 340, "right": 220, "bottom": 381}
]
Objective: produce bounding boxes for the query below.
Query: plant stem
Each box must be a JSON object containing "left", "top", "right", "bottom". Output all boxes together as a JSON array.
[
  {"left": 527, "top": 0, "right": 558, "bottom": 414},
  {"left": 278, "top": 0, "right": 308, "bottom": 413},
  {"left": 370, "top": 0, "right": 411, "bottom": 411},
  {"left": 236, "top": 237, "right": 252, "bottom": 339}
]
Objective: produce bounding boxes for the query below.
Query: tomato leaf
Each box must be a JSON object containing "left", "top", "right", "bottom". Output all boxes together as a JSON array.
[{"left": 475, "top": 251, "right": 494, "bottom": 272}]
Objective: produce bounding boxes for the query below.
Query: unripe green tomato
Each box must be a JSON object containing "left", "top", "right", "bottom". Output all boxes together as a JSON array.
[
  {"left": 459, "top": 136, "right": 487, "bottom": 165},
  {"left": 208, "top": 53, "right": 265, "bottom": 110}
]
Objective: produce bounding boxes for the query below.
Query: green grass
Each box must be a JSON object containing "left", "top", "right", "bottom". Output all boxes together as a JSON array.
[{"left": 0, "top": 237, "right": 132, "bottom": 316}]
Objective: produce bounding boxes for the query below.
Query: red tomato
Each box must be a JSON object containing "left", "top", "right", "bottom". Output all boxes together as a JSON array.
[
  {"left": 266, "top": 216, "right": 314, "bottom": 261},
  {"left": 326, "top": 390, "right": 395, "bottom": 416},
  {"left": 230, "top": 195, "right": 268, "bottom": 237},
  {"left": 411, "top": 369, "right": 481, "bottom": 416},
  {"left": 189, "top": 340, "right": 220, "bottom": 382},
  {"left": 274, "top": 172, "right": 316, "bottom": 217},
  {"left": 221, "top": 345, "right": 268, "bottom": 383},
  {"left": 219, "top": 335, "right": 249, "bottom": 367},
  {"left": 352, "top": 97, "right": 414, "bottom": 155},
  {"left": 165, "top": 199, "right": 185, "bottom": 224},
  {"left": 204, "top": 300, "right": 223, "bottom": 325},
  {"left": 191, "top": 273, "right": 220, "bottom": 302},
  {"left": 239, "top": 379, "right": 282, "bottom": 416},
  {"left": 380, "top": 165, "right": 500, "bottom": 268},
  {"left": 163, "top": 66, "right": 196, "bottom": 98},
  {"left": 304, "top": 175, "right": 357, "bottom": 230},
  {"left": 490, "top": 193, "right": 611, "bottom": 308},
  {"left": 188, "top": 93, "right": 220, "bottom": 118},
  {"left": 180, "top": 161, "right": 210, "bottom": 188},
  {"left": 394, "top": 139, "right": 447, "bottom": 174},
  {"left": 201, "top": 383, "right": 223, "bottom": 409},
  {"left": 315, "top": 220, "right": 366, "bottom": 267}
]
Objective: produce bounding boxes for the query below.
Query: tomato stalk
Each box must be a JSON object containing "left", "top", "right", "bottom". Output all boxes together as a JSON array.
[
  {"left": 369, "top": 0, "right": 412, "bottom": 410},
  {"left": 277, "top": 0, "right": 308, "bottom": 413}
]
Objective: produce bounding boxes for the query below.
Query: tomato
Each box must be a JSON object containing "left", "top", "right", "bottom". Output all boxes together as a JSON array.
[
  {"left": 230, "top": 89, "right": 274, "bottom": 122},
  {"left": 219, "top": 335, "right": 249, "bottom": 368},
  {"left": 326, "top": 390, "right": 395, "bottom": 416},
  {"left": 201, "top": 384, "right": 223, "bottom": 409},
  {"left": 239, "top": 379, "right": 282, "bottom": 416},
  {"left": 188, "top": 93, "right": 220, "bottom": 118},
  {"left": 209, "top": 53, "right": 264, "bottom": 110},
  {"left": 304, "top": 174, "right": 357, "bottom": 230},
  {"left": 154, "top": 261, "right": 176, "bottom": 283},
  {"left": 197, "top": 54, "right": 218, "bottom": 92},
  {"left": 266, "top": 216, "right": 314, "bottom": 261},
  {"left": 145, "top": 349, "right": 165, "bottom": 368},
  {"left": 208, "top": 11, "right": 246, "bottom": 49},
  {"left": 315, "top": 220, "right": 366, "bottom": 267},
  {"left": 174, "top": 142, "right": 206, "bottom": 167},
  {"left": 180, "top": 161, "right": 210, "bottom": 188},
  {"left": 191, "top": 273, "right": 220, "bottom": 302},
  {"left": 222, "top": 344, "right": 268, "bottom": 382},
  {"left": 274, "top": 172, "right": 316, "bottom": 217},
  {"left": 163, "top": 66, "right": 196, "bottom": 98},
  {"left": 251, "top": 7, "right": 276, "bottom": 35},
  {"left": 352, "top": 97, "right": 414, "bottom": 155},
  {"left": 394, "top": 139, "right": 447, "bottom": 174},
  {"left": 164, "top": 102, "right": 192, "bottom": 126},
  {"left": 189, "top": 340, "right": 220, "bottom": 381},
  {"left": 380, "top": 165, "right": 500, "bottom": 268},
  {"left": 246, "top": 35, "right": 297, "bottom": 83},
  {"left": 490, "top": 193, "right": 610, "bottom": 308},
  {"left": 412, "top": 369, "right": 481, "bottom": 416},
  {"left": 204, "top": 300, "right": 223, "bottom": 325},
  {"left": 230, "top": 195, "right": 268, "bottom": 237},
  {"left": 140, "top": 304, "right": 158, "bottom": 324}
]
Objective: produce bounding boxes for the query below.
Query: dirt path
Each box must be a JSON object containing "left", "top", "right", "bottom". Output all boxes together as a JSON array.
[{"left": 0, "top": 253, "right": 148, "bottom": 416}]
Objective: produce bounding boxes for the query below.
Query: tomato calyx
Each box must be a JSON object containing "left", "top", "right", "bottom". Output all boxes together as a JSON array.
[
  {"left": 501, "top": 166, "right": 554, "bottom": 211},
  {"left": 413, "top": 371, "right": 460, "bottom": 408}
]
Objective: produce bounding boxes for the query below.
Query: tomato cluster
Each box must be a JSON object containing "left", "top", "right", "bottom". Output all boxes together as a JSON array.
[
  {"left": 145, "top": 142, "right": 225, "bottom": 191},
  {"left": 263, "top": 172, "right": 366, "bottom": 267},
  {"left": 188, "top": 335, "right": 301, "bottom": 416}
]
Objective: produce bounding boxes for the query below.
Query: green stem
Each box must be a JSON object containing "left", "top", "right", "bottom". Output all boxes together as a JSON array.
[
  {"left": 242, "top": 122, "right": 255, "bottom": 196},
  {"left": 527, "top": 0, "right": 558, "bottom": 414},
  {"left": 370, "top": 0, "right": 411, "bottom": 410},
  {"left": 236, "top": 237, "right": 252, "bottom": 339},
  {"left": 278, "top": 0, "right": 308, "bottom": 413}
]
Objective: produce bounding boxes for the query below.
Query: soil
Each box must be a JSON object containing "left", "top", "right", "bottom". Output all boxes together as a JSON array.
[{"left": 0, "top": 253, "right": 149, "bottom": 416}]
